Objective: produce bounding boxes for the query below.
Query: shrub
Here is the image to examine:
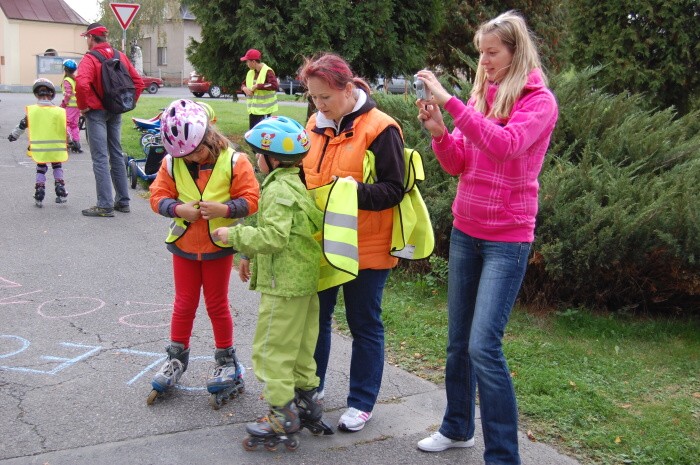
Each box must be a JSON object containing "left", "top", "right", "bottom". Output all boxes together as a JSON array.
[
  {"left": 374, "top": 68, "right": 700, "bottom": 312},
  {"left": 527, "top": 69, "right": 700, "bottom": 311}
]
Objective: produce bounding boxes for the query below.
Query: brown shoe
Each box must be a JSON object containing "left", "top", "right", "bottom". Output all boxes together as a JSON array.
[{"left": 82, "top": 206, "right": 114, "bottom": 217}]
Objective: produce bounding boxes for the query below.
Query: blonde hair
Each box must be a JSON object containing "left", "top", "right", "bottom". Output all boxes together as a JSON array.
[{"left": 471, "top": 10, "right": 545, "bottom": 119}]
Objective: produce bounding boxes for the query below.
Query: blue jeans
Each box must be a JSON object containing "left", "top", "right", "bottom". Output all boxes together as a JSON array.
[
  {"left": 314, "top": 268, "right": 390, "bottom": 412},
  {"left": 439, "top": 228, "right": 530, "bottom": 465},
  {"left": 85, "top": 109, "right": 130, "bottom": 209}
]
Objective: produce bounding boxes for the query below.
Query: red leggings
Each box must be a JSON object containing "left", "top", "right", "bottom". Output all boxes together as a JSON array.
[{"left": 171, "top": 254, "right": 234, "bottom": 349}]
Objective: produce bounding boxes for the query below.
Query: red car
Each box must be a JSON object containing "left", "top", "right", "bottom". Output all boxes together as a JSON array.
[
  {"left": 187, "top": 71, "right": 241, "bottom": 98},
  {"left": 187, "top": 71, "right": 222, "bottom": 98},
  {"left": 140, "top": 73, "right": 164, "bottom": 94}
]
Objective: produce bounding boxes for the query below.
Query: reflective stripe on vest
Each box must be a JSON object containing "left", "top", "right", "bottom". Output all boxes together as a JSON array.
[
  {"left": 246, "top": 65, "right": 278, "bottom": 115},
  {"left": 364, "top": 148, "right": 434, "bottom": 260},
  {"left": 308, "top": 177, "right": 359, "bottom": 291},
  {"left": 64, "top": 77, "right": 78, "bottom": 107},
  {"left": 165, "top": 148, "right": 241, "bottom": 247},
  {"left": 26, "top": 105, "right": 68, "bottom": 163}
]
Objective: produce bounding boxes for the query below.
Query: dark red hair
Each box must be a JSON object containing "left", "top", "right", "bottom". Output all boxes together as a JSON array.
[{"left": 298, "top": 52, "right": 371, "bottom": 94}]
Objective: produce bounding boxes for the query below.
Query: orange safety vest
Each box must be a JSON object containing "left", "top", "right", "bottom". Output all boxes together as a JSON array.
[{"left": 304, "top": 108, "right": 402, "bottom": 270}]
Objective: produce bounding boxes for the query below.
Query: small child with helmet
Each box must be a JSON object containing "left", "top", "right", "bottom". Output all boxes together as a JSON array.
[
  {"left": 147, "top": 99, "right": 260, "bottom": 407},
  {"left": 213, "top": 116, "right": 333, "bottom": 451},
  {"left": 60, "top": 59, "right": 82, "bottom": 153},
  {"left": 7, "top": 78, "right": 69, "bottom": 207}
]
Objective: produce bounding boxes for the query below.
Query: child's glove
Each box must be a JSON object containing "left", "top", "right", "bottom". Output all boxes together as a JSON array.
[{"left": 8, "top": 134, "right": 16, "bottom": 142}]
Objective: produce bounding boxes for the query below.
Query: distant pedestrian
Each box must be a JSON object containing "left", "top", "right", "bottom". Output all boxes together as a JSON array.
[
  {"left": 7, "top": 78, "right": 69, "bottom": 207},
  {"left": 240, "top": 48, "right": 279, "bottom": 129},
  {"left": 414, "top": 11, "right": 559, "bottom": 464},
  {"left": 76, "top": 22, "right": 144, "bottom": 217},
  {"left": 60, "top": 59, "right": 82, "bottom": 153}
]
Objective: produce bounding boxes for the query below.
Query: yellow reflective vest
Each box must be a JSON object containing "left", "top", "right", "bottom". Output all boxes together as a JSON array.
[
  {"left": 364, "top": 148, "right": 434, "bottom": 260},
  {"left": 26, "top": 105, "right": 68, "bottom": 163},
  {"left": 63, "top": 77, "right": 78, "bottom": 107},
  {"left": 165, "top": 148, "right": 241, "bottom": 248},
  {"left": 245, "top": 64, "right": 278, "bottom": 115},
  {"left": 308, "top": 177, "right": 359, "bottom": 291}
]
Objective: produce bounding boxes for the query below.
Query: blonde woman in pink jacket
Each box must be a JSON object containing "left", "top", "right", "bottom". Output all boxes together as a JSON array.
[{"left": 414, "top": 11, "right": 558, "bottom": 465}]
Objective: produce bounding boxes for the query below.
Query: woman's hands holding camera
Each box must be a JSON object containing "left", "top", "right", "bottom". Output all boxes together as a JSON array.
[
  {"left": 414, "top": 70, "right": 451, "bottom": 106},
  {"left": 414, "top": 70, "right": 451, "bottom": 138}
]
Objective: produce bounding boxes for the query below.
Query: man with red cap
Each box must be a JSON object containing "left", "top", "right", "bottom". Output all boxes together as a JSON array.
[
  {"left": 240, "top": 49, "right": 279, "bottom": 129},
  {"left": 76, "top": 23, "right": 145, "bottom": 217}
]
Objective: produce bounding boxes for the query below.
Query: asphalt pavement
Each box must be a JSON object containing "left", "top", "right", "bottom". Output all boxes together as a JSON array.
[{"left": 0, "top": 89, "right": 580, "bottom": 464}]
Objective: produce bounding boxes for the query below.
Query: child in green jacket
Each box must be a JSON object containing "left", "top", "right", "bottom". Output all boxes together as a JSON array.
[{"left": 214, "top": 116, "right": 332, "bottom": 450}]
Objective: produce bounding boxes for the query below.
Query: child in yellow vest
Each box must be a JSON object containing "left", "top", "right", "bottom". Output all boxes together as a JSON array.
[
  {"left": 7, "top": 78, "right": 69, "bottom": 207},
  {"left": 60, "top": 59, "right": 82, "bottom": 153},
  {"left": 147, "top": 99, "right": 260, "bottom": 407}
]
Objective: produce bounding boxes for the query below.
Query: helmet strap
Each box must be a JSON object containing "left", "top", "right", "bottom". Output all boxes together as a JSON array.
[{"left": 263, "top": 154, "right": 275, "bottom": 173}]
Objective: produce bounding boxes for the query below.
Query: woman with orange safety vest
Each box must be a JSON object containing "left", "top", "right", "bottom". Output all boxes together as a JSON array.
[{"left": 298, "top": 52, "right": 405, "bottom": 433}]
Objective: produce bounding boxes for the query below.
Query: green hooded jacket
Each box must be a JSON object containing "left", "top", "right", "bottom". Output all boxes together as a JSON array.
[{"left": 226, "top": 167, "right": 323, "bottom": 297}]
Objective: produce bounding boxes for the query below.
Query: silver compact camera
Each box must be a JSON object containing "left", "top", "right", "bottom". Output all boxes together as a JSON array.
[{"left": 413, "top": 75, "right": 431, "bottom": 100}]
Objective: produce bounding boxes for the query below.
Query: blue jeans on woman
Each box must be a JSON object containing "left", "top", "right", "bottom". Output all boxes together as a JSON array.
[
  {"left": 439, "top": 228, "right": 530, "bottom": 465},
  {"left": 314, "top": 268, "right": 390, "bottom": 413},
  {"left": 85, "top": 109, "right": 130, "bottom": 209}
]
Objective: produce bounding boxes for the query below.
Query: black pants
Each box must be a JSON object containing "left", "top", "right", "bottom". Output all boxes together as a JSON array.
[{"left": 249, "top": 113, "right": 271, "bottom": 130}]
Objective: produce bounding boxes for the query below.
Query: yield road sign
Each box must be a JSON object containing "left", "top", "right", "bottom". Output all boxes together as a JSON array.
[{"left": 110, "top": 3, "right": 141, "bottom": 30}]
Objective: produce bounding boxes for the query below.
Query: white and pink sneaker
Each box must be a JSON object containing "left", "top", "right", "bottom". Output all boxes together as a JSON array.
[{"left": 338, "top": 407, "right": 372, "bottom": 432}]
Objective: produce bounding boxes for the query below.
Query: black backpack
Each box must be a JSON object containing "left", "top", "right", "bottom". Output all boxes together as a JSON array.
[{"left": 88, "top": 50, "right": 136, "bottom": 114}]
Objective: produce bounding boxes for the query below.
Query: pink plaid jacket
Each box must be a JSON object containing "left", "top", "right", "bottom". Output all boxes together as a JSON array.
[{"left": 433, "top": 69, "right": 558, "bottom": 242}]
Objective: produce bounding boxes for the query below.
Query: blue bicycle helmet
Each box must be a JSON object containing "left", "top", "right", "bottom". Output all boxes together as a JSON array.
[
  {"left": 63, "top": 59, "right": 78, "bottom": 71},
  {"left": 244, "top": 116, "right": 311, "bottom": 163}
]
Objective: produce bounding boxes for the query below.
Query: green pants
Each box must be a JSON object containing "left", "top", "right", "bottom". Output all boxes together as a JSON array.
[{"left": 252, "top": 293, "right": 320, "bottom": 407}]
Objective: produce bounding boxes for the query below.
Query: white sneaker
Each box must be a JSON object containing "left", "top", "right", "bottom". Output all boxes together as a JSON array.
[
  {"left": 417, "top": 431, "right": 475, "bottom": 452},
  {"left": 338, "top": 407, "right": 372, "bottom": 432},
  {"left": 313, "top": 388, "right": 325, "bottom": 401}
]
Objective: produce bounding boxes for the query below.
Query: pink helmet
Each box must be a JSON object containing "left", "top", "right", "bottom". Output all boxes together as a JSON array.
[{"left": 160, "top": 99, "right": 208, "bottom": 157}]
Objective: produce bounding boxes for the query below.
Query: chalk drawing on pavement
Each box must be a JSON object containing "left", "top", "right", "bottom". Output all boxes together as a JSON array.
[
  {"left": 37, "top": 296, "right": 105, "bottom": 319},
  {"left": 119, "top": 301, "right": 171, "bottom": 328}
]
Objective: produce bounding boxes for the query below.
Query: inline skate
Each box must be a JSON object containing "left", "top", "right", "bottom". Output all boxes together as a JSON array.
[
  {"left": 295, "top": 388, "right": 334, "bottom": 435},
  {"left": 206, "top": 347, "right": 245, "bottom": 409},
  {"left": 55, "top": 180, "right": 67, "bottom": 203},
  {"left": 34, "top": 183, "right": 45, "bottom": 207},
  {"left": 68, "top": 140, "right": 83, "bottom": 153},
  {"left": 147, "top": 342, "right": 189, "bottom": 405},
  {"left": 242, "top": 401, "right": 301, "bottom": 451}
]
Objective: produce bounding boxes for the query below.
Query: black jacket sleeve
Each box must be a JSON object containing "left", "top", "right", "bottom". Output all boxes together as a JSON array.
[{"left": 356, "top": 125, "right": 405, "bottom": 211}]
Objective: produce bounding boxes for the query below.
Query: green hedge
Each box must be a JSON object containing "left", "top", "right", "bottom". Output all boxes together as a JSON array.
[{"left": 374, "top": 68, "right": 700, "bottom": 311}]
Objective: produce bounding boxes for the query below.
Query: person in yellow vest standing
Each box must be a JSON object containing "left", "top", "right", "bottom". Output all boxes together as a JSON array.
[
  {"left": 60, "top": 59, "right": 82, "bottom": 153},
  {"left": 240, "top": 48, "right": 279, "bottom": 129},
  {"left": 7, "top": 79, "right": 69, "bottom": 207},
  {"left": 147, "top": 99, "right": 260, "bottom": 407}
]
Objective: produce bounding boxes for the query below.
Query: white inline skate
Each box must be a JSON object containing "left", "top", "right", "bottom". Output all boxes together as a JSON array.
[
  {"left": 147, "top": 342, "right": 189, "bottom": 405},
  {"left": 206, "top": 347, "right": 245, "bottom": 409}
]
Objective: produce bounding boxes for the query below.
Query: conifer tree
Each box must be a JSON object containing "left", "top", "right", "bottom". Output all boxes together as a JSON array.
[
  {"left": 184, "top": 0, "right": 443, "bottom": 89},
  {"left": 565, "top": 1, "right": 700, "bottom": 114}
]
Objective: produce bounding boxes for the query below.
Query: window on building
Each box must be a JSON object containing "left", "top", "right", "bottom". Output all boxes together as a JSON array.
[{"left": 157, "top": 47, "right": 167, "bottom": 66}]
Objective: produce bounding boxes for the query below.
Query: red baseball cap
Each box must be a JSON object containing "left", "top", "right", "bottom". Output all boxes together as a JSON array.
[
  {"left": 81, "top": 23, "right": 108, "bottom": 37},
  {"left": 240, "top": 49, "right": 262, "bottom": 61}
]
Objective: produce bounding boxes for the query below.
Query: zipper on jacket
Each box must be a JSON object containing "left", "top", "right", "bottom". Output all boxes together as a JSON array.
[{"left": 314, "top": 135, "right": 331, "bottom": 173}]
